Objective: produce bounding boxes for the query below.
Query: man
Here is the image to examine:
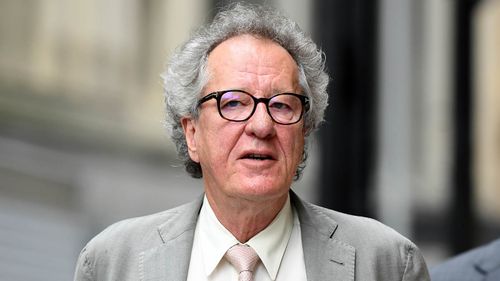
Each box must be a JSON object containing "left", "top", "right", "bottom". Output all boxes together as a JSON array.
[
  {"left": 74, "top": 3, "right": 430, "bottom": 281},
  {"left": 431, "top": 238, "right": 500, "bottom": 281}
]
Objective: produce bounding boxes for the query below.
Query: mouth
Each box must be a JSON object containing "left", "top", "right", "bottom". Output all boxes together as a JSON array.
[{"left": 242, "top": 153, "right": 275, "bottom": 161}]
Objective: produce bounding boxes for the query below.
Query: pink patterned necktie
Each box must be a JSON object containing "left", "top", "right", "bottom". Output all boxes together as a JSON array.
[{"left": 225, "top": 244, "right": 260, "bottom": 281}]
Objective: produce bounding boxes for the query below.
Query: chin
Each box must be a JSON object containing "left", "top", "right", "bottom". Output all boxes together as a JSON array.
[{"left": 236, "top": 179, "right": 290, "bottom": 200}]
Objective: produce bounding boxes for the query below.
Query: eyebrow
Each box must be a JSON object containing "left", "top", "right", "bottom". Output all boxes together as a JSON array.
[{"left": 221, "top": 88, "right": 302, "bottom": 96}]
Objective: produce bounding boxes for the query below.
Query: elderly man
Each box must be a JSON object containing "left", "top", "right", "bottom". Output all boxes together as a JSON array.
[{"left": 74, "top": 3, "right": 430, "bottom": 281}]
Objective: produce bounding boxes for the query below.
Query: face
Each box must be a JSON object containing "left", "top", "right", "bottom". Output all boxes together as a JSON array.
[{"left": 182, "top": 34, "right": 305, "bottom": 205}]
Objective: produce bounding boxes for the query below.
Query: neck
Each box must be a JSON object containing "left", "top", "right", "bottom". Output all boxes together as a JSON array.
[{"left": 206, "top": 192, "right": 288, "bottom": 243}]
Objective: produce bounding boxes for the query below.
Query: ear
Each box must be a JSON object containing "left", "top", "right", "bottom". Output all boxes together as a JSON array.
[{"left": 181, "top": 117, "right": 200, "bottom": 163}]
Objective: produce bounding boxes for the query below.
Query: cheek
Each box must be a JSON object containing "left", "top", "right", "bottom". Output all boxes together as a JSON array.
[
  {"left": 281, "top": 129, "right": 305, "bottom": 165},
  {"left": 196, "top": 122, "right": 243, "bottom": 163}
]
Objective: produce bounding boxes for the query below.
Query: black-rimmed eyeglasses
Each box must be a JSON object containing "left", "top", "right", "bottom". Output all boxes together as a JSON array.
[{"left": 197, "top": 90, "right": 310, "bottom": 125}]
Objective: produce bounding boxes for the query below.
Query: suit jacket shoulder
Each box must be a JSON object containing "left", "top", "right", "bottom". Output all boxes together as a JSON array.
[
  {"left": 430, "top": 238, "right": 500, "bottom": 281},
  {"left": 73, "top": 198, "right": 202, "bottom": 281},
  {"left": 292, "top": 193, "right": 430, "bottom": 281}
]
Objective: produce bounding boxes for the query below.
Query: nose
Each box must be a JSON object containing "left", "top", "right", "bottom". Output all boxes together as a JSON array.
[{"left": 244, "top": 103, "right": 276, "bottom": 139}]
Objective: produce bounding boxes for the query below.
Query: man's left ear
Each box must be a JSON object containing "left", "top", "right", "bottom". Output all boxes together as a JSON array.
[{"left": 181, "top": 117, "right": 200, "bottom": 163}]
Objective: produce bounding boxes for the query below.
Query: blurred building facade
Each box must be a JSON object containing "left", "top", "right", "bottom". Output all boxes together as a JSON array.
[
  {"left": 474, "top": 0, "right": 500, "bottom": 227},
  {"left": 0, "top": 0, "right": 498, "bottom": 280},
  {"left": 0, "top": 1, "right": 209, "bottom": 280}
]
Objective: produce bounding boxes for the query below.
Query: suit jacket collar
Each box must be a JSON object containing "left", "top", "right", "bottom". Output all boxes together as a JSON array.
[{"left": 142, "top": 192, "right": 355, "bottom": 281}]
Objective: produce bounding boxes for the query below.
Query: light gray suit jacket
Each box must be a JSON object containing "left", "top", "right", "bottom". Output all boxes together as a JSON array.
[{"left": 74, "top": 192, "right": 430, "bottom": 280}]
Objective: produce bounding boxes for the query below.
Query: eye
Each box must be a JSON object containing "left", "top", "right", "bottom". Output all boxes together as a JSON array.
[
  {"left": 220, "top": 98, "right": 246, "bottom": 110},
  {"left": 220, "top": 91, "right": 252, "bottom": 110},
  {"left": 225, "top": 100, "right": 242, "bottom": 108},
  {"left": 269, "top": 101, "right": 292, "bottom": 111}
]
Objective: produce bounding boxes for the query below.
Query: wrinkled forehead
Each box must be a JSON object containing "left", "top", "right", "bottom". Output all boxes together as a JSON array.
[
  {"left": 205, "top": 34, "right": 301, "bottom": 94},
  {"left": 208, "top": 33, "right": 298, "bottom": 65}
]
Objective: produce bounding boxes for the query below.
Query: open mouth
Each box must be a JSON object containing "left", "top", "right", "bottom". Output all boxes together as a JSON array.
[{"left": 243, "top": 153, "right": 274, "bottom": 161}]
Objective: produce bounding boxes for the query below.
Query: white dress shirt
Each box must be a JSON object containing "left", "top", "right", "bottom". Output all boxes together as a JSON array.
[{"left": 186, "top": 194, "right": 307, "bottom": 281}]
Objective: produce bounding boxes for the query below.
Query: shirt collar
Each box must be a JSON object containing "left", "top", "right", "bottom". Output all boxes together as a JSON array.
[
  {"left": 246, "top": 195, "right": 293, "bottom": 279},
  {"left": 199, "top": 194, "right": 293, "bottom": 280},
  {"left": 198, "top": 196, "right": 239, "bottom": 277}
]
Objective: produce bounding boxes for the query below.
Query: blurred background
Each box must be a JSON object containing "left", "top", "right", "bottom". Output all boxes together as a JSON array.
[{"left": 0, "top": 0, "right": 499, "bottom": 280}]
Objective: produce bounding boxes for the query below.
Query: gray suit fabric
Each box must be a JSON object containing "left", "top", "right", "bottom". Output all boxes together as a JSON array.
[
  {"left": 431, "top": 238, "right": 500, "bottom": 281},
  {"left": 74, "top": 192, "right": 430, "bottom": 281}
]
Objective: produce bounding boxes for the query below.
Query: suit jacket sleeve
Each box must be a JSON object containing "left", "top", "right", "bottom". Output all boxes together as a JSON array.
[{"left": 402, "top": 243, "right": 430, "bottom": 281}]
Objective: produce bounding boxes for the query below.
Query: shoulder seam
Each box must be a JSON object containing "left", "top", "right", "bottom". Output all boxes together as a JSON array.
[{"left": 402, "top": 244, "right": 415, "bottom": 281}]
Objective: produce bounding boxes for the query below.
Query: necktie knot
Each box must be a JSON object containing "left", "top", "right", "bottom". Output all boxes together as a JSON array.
[{"left": 225, "top": 244, "right": 260, "bottom": 281}]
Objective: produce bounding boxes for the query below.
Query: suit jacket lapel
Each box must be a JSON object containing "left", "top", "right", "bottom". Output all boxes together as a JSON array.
[
  {"left": 291, "top": 192, "right": 355, "bottom": 281},
  {"left": 141, "top": 196, "right": 203, "bottom": 281}
]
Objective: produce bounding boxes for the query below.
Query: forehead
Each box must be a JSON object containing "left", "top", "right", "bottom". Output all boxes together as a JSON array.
[{"left": 206, "top": 34, "right": 300, "bottom": 93}]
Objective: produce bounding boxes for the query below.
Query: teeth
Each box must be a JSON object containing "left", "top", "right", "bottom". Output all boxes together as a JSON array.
[{"left": 247, "top": 154, "right": 270, "bottom": 160}]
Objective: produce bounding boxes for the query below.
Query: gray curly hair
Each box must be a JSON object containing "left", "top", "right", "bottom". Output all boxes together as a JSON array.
[{"left": 162, "top": 3, "right": 329, "bottom": 179}]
